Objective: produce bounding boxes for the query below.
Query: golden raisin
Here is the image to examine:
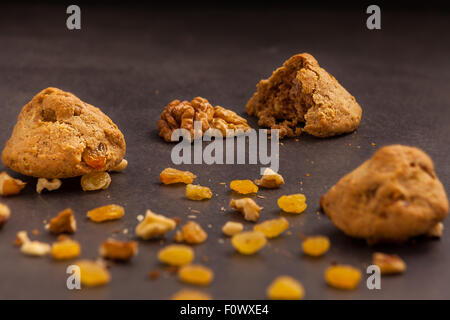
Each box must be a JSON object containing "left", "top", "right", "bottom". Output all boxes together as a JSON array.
[
  {"left": 255, "top": 168, "right": 285, "bottom": 188},
  {"left": 82, "top": 144, "right": 107, "bottom": 169},
  {"left": 373, "top": 252, "right": 406, "bottom": 275},
  {"left": 100, "top": 239, "right": 138, "bottom": 261},
  {"left": 230, "top": 180, "right": 258, "bottom": 194},
  {"left": 81, "top": 172, "right": 111, "bottom": 191},
  {"left": 171, "top": 289, "right": 212, "bottom": 300},
  {"left": 186, "top": 184, "right": 212, "bottom": 200},
  {"left": 302, "top": 236, "right": 330, "bottom": 257},
  {"left": 75, "top": 260, "right": 110, "bottom": 287},
  {"left": 48, "top": 208, "right": 77, "bottom": 234},
  {"left": 87, "top": 204, "right": 125, "bottom": 222},
  {"left": 182, "top": 221, "right": 208, "bottom": 244},
  {"left": 222, "top": 221, "right": 244, "bottom": 236},
  {"left": 158, "top": 244, "right": 194, "bottom": 266},
  {"left": 51, "top": 238, "right": 81, "bottom": 260},
  {"left": 325, "top": 265, "right": 361, "bottom": 290},
  {"left": 277, "top": 194, "right": 307, "bottom": 214},
  {"left": 229, "top": 198, "right": 261, "bottom": 221},
  {"left": 254, "top": 217, "right": 289, "bottom": 238},
  {"left": 178, "top": 264, "right": 214, "bottom": 286},
  {"left": 231, "top": 231, "right": 267, "bottom": 255},
  {"left": 267, "top": 276, "right": 305, "bottom": 300},
  {"left": 160, "top": 168, "right": 196, "bottom": 184}
]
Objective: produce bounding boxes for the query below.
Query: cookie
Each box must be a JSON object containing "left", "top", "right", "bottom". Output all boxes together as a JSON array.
[
  {"left": 246, "top": 53, "right": 362, "bottom": 138},
  {"left": 2, "top": 88, "right": 126, "bottom": 179},
  {"left": 320, "top": 145, "right": 448, "bottom": 244}
]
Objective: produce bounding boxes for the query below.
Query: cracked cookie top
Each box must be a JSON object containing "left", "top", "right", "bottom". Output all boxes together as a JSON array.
[
  {"left": 246, "top": 53, "right": 362, "bottom": 139},
  {"left": 1, "top": 87, "right": 126, "bottom": 178}
]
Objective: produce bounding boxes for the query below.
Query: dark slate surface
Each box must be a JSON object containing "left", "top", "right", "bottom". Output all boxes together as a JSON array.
[{"left": 0, "top": 3, "right": 449, "bottom": 299}]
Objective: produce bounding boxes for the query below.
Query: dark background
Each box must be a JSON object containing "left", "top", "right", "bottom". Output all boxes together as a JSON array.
[{"left": 0, "top": 2, "right": 449, "bottom": 299}]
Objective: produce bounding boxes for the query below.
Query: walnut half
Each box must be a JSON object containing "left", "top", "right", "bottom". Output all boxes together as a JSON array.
[{"left": 158, "top": 97, "right": 250, "bottom": 142}]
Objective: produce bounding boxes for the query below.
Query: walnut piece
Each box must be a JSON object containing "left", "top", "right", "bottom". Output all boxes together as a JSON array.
[
  {"left": 255, "top": 168, "right": 285, "bottom": 188},
  {"left": 109, "top": 159, "right": 128, "bottom": 172},
  {"left": 15, "top": 230, "right": 51, "bottom": 257},
  {"left": 426, "top": 222, "right": 444, "bottom": 238},
  {"left": 36, "top": 178, "right": 62, "bottom": 194},
  {"left": 0, "top": 171, "right": 26, "bottom": 196},
  {"left": 181, "top": 221, "right": 208, "bottom": 244},
  {"left": 230, "top": 198, "right": 262, "bottom": 222},
  {"left": 135, "top": 209, "right": 176, "bottom": 240},
  {"left": 15, "top": 230, "right": 30, "bottom": 246},
  {"left": 47, "top": 208, "right": 77, "bottom": 234},
  {"left": 100, "top": 239, "right": 138, "bottom": 261},
  {"left": 373, "top": 252, "right": 406, "bottom": 275},
  {"left": 222, "top": 221, "right": 244, "bottom": 236},
  {"left": 158, "top": 97, "right": 250, "bottom": 142},
  {"left": 0, "top": 203, "right": 11, "bottom": 228}
]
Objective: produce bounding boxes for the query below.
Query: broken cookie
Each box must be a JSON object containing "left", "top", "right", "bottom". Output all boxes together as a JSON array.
[
  {"left": 2, "top": 87, "right": 126, "bottom": 178},
  {"left": 321, "top": 145, "right": 449, "bottom": 243},
  {"left": 246, "top": 53, "right": 362, "bottom": 138},
  {"left": 158, "top": 97, "right": 250, "bottom": 142}
]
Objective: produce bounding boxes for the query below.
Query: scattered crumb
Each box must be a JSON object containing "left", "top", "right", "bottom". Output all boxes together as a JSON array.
[
  {"left": 187, "top": 215, "right": 197, "bottom": 219},
  {"left": 32, "top": 229, "right": 39, "bottom": 236},
  {"left": 137, "top": 215, "right": 144, "bottom": 222},
  {"left": 218, "top": 239, "right": 225, "bottom": 244},
  {"left": 123, "top": 228, "right": 129, "bottom": 235},
  {"left": 149, "top": 270, "right": 160, "bottom": 280},
  {"left": 305, "top": 173, "right": 310, "bottom": 177},
  {"left": 190, "top": 209, "right": 201, "bottom": 214},
  {"left": 220, "top": 207, "right": 226, "bottom": 212},
  {"left": 172, "top": 217, "right": 182, "bottom": 226},
  {"left": 371, "top": 142, "right": 376, "bottom": 147},
  {"left": 207, "top": 224, "right": 212, "bottom": 229},
  {"left": 256, "top": 195, "right": 266, "bottom": 199},
  {"left": 166, "top": 266, "right": 179, "bottom": 275}
]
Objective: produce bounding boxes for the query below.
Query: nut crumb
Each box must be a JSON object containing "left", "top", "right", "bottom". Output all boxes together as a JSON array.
[
  {"left": 0, "top": 203, "right": 11, "bottom": 228},
  {"left": 426, "top": 222, "right": 444, "bottom": 238},
  {"left": 373, "top": 253, "right": 406, "bottom": 275},
  {"left": 255, "top": 168, "right": 285, "bottom": 189},
  {"left": 109, "top": 159, "right": 128, "bottom": 172},
  {"left": 100, "top": 239, "right": 138, "bottom": 261},
  {"left": 0, "top": 171, "right": 26, "bottom": 196},
  {"left": 149, "top": 270, "right": 160, "bottom": 280},
  {"left": 36, "top": 178, "right": 62, "bottom": 194},
  {"left": 48, "top": 208, "right": 77, "bottom": 234},
  {"left": 181, "top": 221, "right": 208, "bottom": 244},
  {"left": 135, "top": 209, "right": 176, "bottom": 240},
  {"left": 230, "top": 198, "right": 262, "bottom": 222}
]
